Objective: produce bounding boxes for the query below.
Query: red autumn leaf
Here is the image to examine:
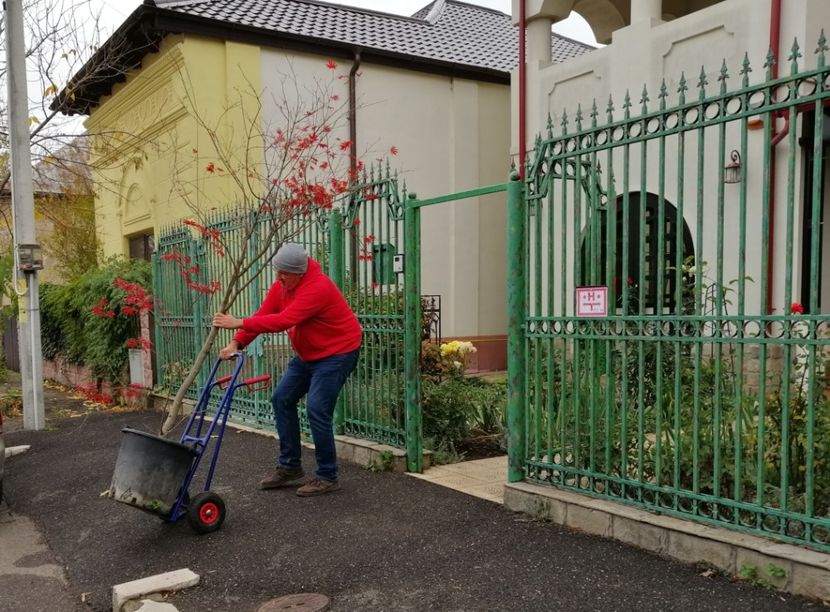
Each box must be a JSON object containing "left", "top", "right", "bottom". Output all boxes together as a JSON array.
[
  {"left": 326, "top": 59, "right": 337, "bottom": 70},
  {"left": 206, "top": 162, "right": 216, "bottom": 173},
  {"left": 390, "top": 146, "right": 398, "bottom": 156},
  {"left": 791, "top": 302, "right": 804, "bottom": 315}
]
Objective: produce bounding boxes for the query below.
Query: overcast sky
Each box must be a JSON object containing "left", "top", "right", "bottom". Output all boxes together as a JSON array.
[{"left": 95, "top": 0, "right": 598, "bottom": 44}]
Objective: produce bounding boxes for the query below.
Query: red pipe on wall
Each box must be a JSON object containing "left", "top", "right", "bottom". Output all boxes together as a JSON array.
[
  {"left": 519, "top": 0, "right": 526, "bottom": 179},
  {"left": 767, "top": 0, "right": 783, "bottom": 315}
]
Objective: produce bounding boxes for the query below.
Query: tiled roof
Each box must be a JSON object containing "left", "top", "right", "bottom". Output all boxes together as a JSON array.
[
  {"left": 57, "top": 0, "right": 595, "bottom": 114},
  {"left": 154, "top": 0, "right": 594, "bottom": 73}
]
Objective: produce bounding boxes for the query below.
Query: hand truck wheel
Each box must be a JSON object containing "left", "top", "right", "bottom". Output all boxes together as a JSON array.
[{"left": 187, "top": 491, "right": 226, "bottom": 534}]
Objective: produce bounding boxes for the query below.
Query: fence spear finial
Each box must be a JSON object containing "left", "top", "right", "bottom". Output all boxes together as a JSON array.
[
  {"left": 697, "top": 66, "right": 708, "bottom": 99},
  {"left": 678, "top": 72, "right": 688, "bottom": 104},
  {"left": 740, "top": 53, "right": 752, "bottom": 87},
  {"left": 816, "top": 30, "right": 828, "bottom": 66},
  {"left": 718, "top": 59, "right": 729, "bottom": 93},
  {"left": 789, "top": 38, "right": 802, "bottom": 73},
  {"left": 639, "top": 84, "right": 650, "bottom": 113}
]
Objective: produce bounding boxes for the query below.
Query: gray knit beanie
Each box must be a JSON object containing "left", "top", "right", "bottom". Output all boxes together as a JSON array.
[{"left": 271, "top": 243, "right": 308, "bottom": 274}]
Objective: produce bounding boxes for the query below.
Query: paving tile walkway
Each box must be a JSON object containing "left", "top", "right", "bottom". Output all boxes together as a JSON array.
[{"left": 409, "top": 456, "right": 508, "bottom": 503}]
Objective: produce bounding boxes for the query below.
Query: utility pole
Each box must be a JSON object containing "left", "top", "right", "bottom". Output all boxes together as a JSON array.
[{"left": 4, "top": 0, "right": 45, "bottom": 430}]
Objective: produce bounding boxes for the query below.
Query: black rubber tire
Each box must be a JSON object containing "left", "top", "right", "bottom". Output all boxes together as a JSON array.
[{"left": 187, "top": 491, "right": 226, "bottom": 534}]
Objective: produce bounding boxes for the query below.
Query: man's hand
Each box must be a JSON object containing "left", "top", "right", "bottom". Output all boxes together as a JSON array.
[
  {"left": 213, "top": 312, "right": 243, "bottom": 330},
  {"left": 218, "top": 341, "right": 240, "bottom": 361}
]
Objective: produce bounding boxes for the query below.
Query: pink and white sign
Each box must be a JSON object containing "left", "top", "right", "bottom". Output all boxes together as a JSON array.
[{"left": 576, "top": 286, "right": 608, "bottom": 317}]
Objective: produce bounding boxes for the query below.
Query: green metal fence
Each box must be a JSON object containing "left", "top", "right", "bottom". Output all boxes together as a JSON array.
[
  {"left": 154, "top": 208, "right": 331, "bottom": 428},
  {"left": 153, "top": 167, "right": 418, "bottom": 462},
  {"left": 509, "top": 37, "right": 830, "bottom": 550}
]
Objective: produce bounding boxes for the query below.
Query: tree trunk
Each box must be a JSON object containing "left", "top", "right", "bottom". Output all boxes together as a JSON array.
[{"left": 160, "top": 325, "right": 220, "bottom": 435}]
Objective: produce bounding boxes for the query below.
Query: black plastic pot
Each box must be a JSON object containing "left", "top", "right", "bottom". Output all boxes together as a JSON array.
[{"left": 107, "top": 428, "right": 197, "bottom": 517}]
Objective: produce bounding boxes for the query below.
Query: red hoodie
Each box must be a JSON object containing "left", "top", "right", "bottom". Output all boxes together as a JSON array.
[{"left": 232, "top": 258, "right": 362, "bottom": 361}]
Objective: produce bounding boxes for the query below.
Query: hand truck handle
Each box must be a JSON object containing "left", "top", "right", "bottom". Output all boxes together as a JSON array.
[
  {"left": 215, "top": 374, "right": 233, "bottom": 389},
  {"left": 241, "top": 374, "right": 271, "bottom": 392}
]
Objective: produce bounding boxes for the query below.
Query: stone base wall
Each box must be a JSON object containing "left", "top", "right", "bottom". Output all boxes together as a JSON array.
[{"left": 42, "top": 357, "right": 150, "bottom": 408}]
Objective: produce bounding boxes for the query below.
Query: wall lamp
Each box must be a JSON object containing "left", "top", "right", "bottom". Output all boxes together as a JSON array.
[{"left": 724, "top": 150, "right": 742, "bottom": 184}]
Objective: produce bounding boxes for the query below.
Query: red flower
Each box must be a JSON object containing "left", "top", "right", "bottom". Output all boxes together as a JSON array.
[
  {"left": 91, "top": 297, "right": 116, "bottom": 319},
  {"left": 326, "top": 59, "right": 337, "bottom": 70},
  {"left": 791, "top": 302, "right": 804, "bottom": 315}
]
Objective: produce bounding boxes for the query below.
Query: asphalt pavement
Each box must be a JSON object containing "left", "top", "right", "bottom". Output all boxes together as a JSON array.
[{"left": 1, "top": 387, "right": 822, "bottom": 612}]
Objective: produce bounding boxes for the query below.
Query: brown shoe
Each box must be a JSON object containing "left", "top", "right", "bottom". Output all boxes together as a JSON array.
[
  {"left": 259, "top": 467, "right": 305, "bottom": 490},
  {"left": 296, "top": 478, "right": 340, "bottom": 497}
]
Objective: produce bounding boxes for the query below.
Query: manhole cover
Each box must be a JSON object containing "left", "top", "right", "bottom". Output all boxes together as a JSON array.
[{"left": 257, "top": 593, "right": 330, "bottom": 612}]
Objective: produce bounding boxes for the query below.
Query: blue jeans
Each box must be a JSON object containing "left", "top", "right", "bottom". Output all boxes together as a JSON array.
[{"left": 271, "top": 349, "right": 359, "bottom": 481}]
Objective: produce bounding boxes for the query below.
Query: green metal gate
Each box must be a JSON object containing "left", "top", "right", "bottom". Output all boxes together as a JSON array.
[
  {"left": 334, "top": 170, "right": 409, "bottom": 449},
  {"left": 508, "top": 37, "right": 830, "bottom": 551}
]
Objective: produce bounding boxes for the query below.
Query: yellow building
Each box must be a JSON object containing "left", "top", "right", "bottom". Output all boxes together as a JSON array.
[{"left": 57, "top": 0, "right": 591, "bottom": 369}]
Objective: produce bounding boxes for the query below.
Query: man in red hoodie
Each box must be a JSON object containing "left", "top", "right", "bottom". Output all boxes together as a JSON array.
[{"left": 213, "top": 243, "right": 362, "bottom": 497}]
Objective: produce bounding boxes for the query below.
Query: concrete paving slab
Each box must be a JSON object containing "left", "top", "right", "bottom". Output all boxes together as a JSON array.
[
  {"left": 122, "top": 599, "right": 179, "bottom": 612},
  {"left": 4, "top": 445, "right": 31, "bottom": 458},
  {"left": 409, "top": 456, "right": 508, "bottom": 502},
  {"left": 112, "top": 568, "right": 199, "bottom": 611}
]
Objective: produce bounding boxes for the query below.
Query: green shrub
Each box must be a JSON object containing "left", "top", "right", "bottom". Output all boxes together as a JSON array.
[
  {"left": 40, "top": 257, "right": 151, "bottom": 385},
  {"left": 422, "top": 377, "right": 507, "bottom": 456}
]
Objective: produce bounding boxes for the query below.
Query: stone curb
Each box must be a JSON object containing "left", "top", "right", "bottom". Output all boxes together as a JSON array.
[
  {"left": 112, "top": 568, "right": 199, "bottom": 612},
  {"left": 4, "top": 445, "right": 31, "bottom": 458},
  {"left": 504, "top": 482, "right": 830, "bottom": 603}
]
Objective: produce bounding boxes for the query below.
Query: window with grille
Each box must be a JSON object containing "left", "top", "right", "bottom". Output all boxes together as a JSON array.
[{"left": 129, "top": 233, "right": 155, "bottom": 262}]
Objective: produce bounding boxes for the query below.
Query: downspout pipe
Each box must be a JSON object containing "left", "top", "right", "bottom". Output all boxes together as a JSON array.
[
  {"left": 768, "top": 0, "right": 783, "bottom": 315},
  {"left": 348, "top": 49, "right": 362, "bottom": 284},
  {"left": 519, "top": 0, "right": 527, "bottom": 179},
  {"left": 349, "top": 49, "right": 362, "bottom": 181}
]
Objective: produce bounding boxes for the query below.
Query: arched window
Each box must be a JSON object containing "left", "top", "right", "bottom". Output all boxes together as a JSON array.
[{"left": 580, "top": 192, "right": 695, "bottom": 313}]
